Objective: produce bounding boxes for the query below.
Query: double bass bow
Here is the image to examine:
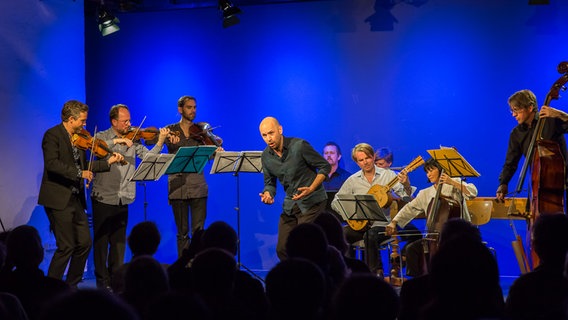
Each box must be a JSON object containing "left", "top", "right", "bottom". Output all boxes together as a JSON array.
[{"left": 510, "top": 61, "right": 568, "bottom": 271}]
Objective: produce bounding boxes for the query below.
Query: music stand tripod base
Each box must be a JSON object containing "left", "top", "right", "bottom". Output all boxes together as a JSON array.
[{"left": 210, "top": 151, "right": 264, "bottom": 282}]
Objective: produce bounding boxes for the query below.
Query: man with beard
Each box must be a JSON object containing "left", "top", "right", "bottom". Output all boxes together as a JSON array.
[
  {"left": 322, "top": 141, "right": 351, "bottom": 219},
  {"left": 165, "top": 96, "right": 223, "bottom": 257}
]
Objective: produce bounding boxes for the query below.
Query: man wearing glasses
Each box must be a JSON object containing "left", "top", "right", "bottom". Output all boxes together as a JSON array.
[
  {"left": 90, "top": 104, "right": 169, "bottom": 290},
  {"left": 496, "top": 89, "right": 568, "bottom": 203}
]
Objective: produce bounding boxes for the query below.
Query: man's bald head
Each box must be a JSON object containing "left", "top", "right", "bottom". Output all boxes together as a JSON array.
[{"left": 259, "top": 116, "right": 284, "bottom": 153}]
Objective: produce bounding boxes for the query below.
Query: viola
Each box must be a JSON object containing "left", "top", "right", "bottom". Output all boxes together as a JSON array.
[
  {"left": 72, "top": 129, "right": 127, "bottom": 164},
  {"left": 183, "top": 122, "right": 223, "bottom": 147}
]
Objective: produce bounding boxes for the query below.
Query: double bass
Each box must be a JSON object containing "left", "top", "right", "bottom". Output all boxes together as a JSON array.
[{"left": 512, "top": 62, "right": 568, "bottom": 271}]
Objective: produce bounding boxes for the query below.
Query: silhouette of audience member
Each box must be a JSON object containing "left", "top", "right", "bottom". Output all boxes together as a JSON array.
[
  {"left": 265, "top": 258, "right": 327, "bottom": 320},
  {"left": 201, "top": 220, "right": 238, "bottom": 253},
  {"left": 144, "top": 291, "right": 212, "bottom": 320},
  {"left": 505, "top": 213, "right": 568, "bottom": 320},
  {"left": 38, "top": 288, "right": 138, "bottom": 320},
  {"left": 200, "top": 221, "right": 268, "bottom": 320},
  {"left": 111, "top": 221, "right": 162, "bottom": 294},
  {"left": 331, "top": 273, "right": 399, "bottom": 320},
  {"left": 189, "top": 247, "right": 248, "bottom": 320},
  {"left": 167, "top": 227, "right": 205, "bottom": 293},
  {"left": 313, "top": 211, "right": 371, "bottom": 274},
  {"left": 0, "top": 225, "right": 70, "bottom": 320},
  {"left": 0, "top": 235, "right": 6, "bottom": 269},
  {"left": 285, "top": 222, "right": 348, "bottom": 316},
  {"left": 420, "top": 235, "right": 504, "bottom": 319},
  {"left": 120, "top": 255, "right": 169, "bottom": 319},
  {"left": 398, "top": 218, "right": 495, "bottom": 320},
  {"left": 0, "top": 292, "right": 29, "bottom": 320}
]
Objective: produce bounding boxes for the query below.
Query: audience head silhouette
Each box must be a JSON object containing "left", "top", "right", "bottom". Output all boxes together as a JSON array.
[
  {"left": 5, "top": 225, "right": 44, "bottom": 270},
  {"left": 128, "top": 221, "right": 161, "bottom": 257},
  {"left": 190, "top": 247, "right": 237, "bottom": 295},
  {"left": 39, "top": 288, "right": 138, "bottom": 320},
  {"left": 332, "top": 273, "right": 399, "bottom": 320},
  {"left": 285, "top": 223, "right": 329, "bottom": 268},
  {"left": 533, "top": 213, "right": 568, "bottom": 265},
  {"left": 265, "top": 258, "right": 326, "bottom": 320},
  {"left": 201, "top": 221, "right": 238, "bottom": 255},
  {"left": 313, "top": 211, "right": 349, "bottom": 255}
]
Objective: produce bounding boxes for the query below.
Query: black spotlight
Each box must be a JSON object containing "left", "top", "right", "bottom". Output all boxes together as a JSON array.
[
  {"left": 219, "top": 0, "right": 242, "bottom": 28},
  {"left": 98, "top": 7, "right": 120, "bottom": 36}
]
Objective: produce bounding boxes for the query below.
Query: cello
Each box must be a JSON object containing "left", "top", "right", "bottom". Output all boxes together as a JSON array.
[
  {"left": 512, "top": 62, "right": 568, "bottom": 270},
  {"left": 424, "top": 166, "right": 462, "bottom": 269}
]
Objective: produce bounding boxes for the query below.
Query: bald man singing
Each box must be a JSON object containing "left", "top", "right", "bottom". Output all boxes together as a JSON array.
[{"left": 258, "top": 117, "right": 331, "bottom": 260}]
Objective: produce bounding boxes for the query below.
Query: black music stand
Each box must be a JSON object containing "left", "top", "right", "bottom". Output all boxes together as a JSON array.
[
  {"left": 129, "top": 153, "right": 175, "bottom": 221},
  {"left": 210, "top": 151, "right": 263, "bottom": 281},
  {"left": 334, "top": 194, "right": 390, "bottom": 226}
]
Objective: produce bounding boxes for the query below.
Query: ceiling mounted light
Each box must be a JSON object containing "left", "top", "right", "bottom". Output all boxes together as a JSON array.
[
  {"left": 98, "top": 6, "right": 120, "bottom": 36},
  {"left": 218, "top": 0, "right": 242, "bottom": 28}
]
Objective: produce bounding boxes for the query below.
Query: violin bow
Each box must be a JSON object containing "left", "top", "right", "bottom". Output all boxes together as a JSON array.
[
  {"left": 128, "top": 115, "right": 147, "bottom": 144},
  {"left": 86, "top": 126, "right": 98, "bottom": 188}
]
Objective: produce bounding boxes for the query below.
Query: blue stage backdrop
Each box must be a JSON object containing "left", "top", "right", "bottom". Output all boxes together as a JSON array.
[
  {"left": 2, "top": 0, "right": 568, "bottom": 277},
  {"left": 81, "top": 0, "right": 568, "bottom": 275}
]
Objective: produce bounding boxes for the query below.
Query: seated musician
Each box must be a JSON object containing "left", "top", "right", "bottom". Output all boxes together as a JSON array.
[
  {"left": 374, "top": 147, "right": 422, "bottom": 253},
  {"left": 331, "top": 143, "right": 413, "bottom": 278},
  {"left": 385, "top": 158, "right": 478, "bottom": 277}
]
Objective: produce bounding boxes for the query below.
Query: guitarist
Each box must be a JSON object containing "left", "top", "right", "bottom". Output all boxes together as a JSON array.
[
  {"left": 375, "top": 147, "right": 423, "bottom": 260},
  {"left": 331, "top": 143, "right": 413, "bottom": 278}
]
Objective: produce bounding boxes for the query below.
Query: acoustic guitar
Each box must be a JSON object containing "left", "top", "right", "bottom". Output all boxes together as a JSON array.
[{"left": 347, "top": 156, "right": 425, "bottom": 231}]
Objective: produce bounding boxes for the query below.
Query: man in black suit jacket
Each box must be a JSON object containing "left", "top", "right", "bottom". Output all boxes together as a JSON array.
[{"left": 38, "top": 100, "right": 123, "bottom": 287}]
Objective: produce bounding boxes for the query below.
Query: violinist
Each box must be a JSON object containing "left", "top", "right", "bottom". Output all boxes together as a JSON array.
[
  {"left": 38, "top": 100, "right": 124, "bottom": 288},
  {"left": 164, "top": 95, "right": 223, "bottom": 257},
  {"left": 496, "top": 89, "right": 568, "bottom": 205},
  {"left": 90, "top": 104, "right": 169, "bottom": 290},
  {"left": 385, "top": 158, "right": 477, "bottom": 277}
]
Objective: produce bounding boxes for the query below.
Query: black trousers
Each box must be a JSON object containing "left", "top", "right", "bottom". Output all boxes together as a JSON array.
[
  {"left": 92, "top": 199, "right": 128, "bottom": 288},
  {"left": 344, "top": 222, "right": 422, "bottom": 274},
  {"left": 277, "top": 201, "right": 326, "bottom": 261},
  {"left": 170, "top": 197, "right": 207, "bottom": 257},
  {"left": 45, "top": 195, "right": 91, "bottom": 287}
]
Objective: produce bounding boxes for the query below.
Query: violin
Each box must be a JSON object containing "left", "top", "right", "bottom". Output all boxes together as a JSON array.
[
  {"left": 123, "top": 126, "right": 160, "bottom": 142},
  {"left": 72, "top": 129, "right": 127, "bottom": 164},
  {"left": 184, "top": 122, "right": 223, "bottom": 147}
]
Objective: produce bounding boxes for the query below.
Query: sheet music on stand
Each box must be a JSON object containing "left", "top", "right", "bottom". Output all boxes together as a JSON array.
[
  {"left": 335, "top": 194, "right": 390, "bottom": 226},
  {"left": 129, "top": 153, "right": 175, "bottom": 182},
  {"left": 427, "top": 146, "right": 480, "bottom": 178},
  {"left": 210, "top": 151, "right": 263, "bottom": 174},
  {"left": 164, "top": 146, "right": 217, "bottom": 175}
]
